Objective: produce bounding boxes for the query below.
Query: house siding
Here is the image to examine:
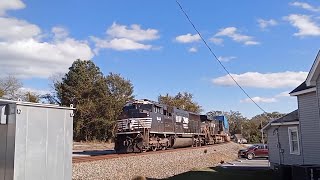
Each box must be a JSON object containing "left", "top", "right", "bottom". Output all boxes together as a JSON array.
[
  {"left": 297, "top": 91, "right": 320, "bottom": 164},
  {"left": 267, "top": 126, "right": 280, "bottom": 165},
  {"left": 267, "top": 125, "right": 303, "bottom": 166}
]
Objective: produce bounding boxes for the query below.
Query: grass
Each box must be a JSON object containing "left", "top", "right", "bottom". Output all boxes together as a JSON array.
[{"left": 163, "top": 166, "right": 276, "bottom": 180}]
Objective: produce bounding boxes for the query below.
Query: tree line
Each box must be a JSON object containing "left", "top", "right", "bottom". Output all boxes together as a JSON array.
[
  {"left": 0, "top": 59, "right": 286, "bottom": 143},
  {"left": 0, "top": 75, "right": 40, "bottom": 102},
  {"left": 207, "top": 110, "right": 285, "bottom": 143}
]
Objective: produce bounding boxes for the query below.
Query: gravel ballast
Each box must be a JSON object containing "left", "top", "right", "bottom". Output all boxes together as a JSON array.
[{"left": 73, "top": 142, "right": 243, "bottom": 180}]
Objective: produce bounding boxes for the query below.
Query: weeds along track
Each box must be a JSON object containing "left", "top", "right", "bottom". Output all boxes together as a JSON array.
[{"left": 72, "top": 142, "right": 230, "bottom": 163}]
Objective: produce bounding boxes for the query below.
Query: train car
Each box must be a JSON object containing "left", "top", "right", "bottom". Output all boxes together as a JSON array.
[
  {"left": 200, "top": 115, "right": 229, "bottom": 144},
  {"left": 115, "top": 99, "right": 229, "bottom": 153}
]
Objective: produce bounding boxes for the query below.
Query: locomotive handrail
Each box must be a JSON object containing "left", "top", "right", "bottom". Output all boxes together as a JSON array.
[
  {"left": 136, "top": 118, "right": 147, "bottom": 128},
  {"left": 117, "top": 118, "right": 152, "bottom": 131}
]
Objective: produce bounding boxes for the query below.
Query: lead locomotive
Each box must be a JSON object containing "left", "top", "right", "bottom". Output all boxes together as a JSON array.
[{"left": 115, "top": 99, "right": 230, "bottom": 153}]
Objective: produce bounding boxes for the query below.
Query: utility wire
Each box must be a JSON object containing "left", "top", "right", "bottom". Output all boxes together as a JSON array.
[{"left": 176, "top": 0, "right": 267, "bottom": 113}]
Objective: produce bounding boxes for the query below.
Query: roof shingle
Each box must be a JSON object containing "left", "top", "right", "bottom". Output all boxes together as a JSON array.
[
  {"left": 271, "top": 110, "right": 299, "bottom": 124},
  {"left": 290, "top": 81, "right": 315, "bottom": 94}
]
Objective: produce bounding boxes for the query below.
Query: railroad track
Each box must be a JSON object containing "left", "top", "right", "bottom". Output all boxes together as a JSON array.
[{"left": 73, "top": 142, "right": 229, "bottom": 163}]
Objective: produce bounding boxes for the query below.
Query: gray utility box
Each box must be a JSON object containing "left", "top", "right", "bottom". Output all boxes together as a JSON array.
[{"left": 0, "top": 99, "right": 74, "bottom": 180}]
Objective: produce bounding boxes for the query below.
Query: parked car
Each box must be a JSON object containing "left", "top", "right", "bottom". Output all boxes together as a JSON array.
[{"left": 238, "top": 144, "right": 268, "bottom": 160}]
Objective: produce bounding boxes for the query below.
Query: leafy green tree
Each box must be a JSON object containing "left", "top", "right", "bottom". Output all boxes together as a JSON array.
[
  {"left": 251, "top": 112, "right": 285, "bottom": 129},
  {"left": 159, "top": 92, "right": 202, "bottom": 113},
  {"left": 249, "top": 112, "right": 286, "bottom": 143},
  {"left": 225, "top": 111, "right": 248, "bottom": 135},
  {"left": 104, "top": 73, "right": 134, "bottom": 140},
  {"left": 55, "top": 59, "right": 109, "bottom": 141},
  {"left": 207, "top": 110, "right": 248, "bottom": 135},
  {"left": 55, "top": 59, "right": 134, "bottom": 141}
]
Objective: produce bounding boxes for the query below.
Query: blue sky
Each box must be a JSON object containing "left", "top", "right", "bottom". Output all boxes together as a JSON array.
[{"left": 1, "top": 0, "right": 320, "bottom": 117}]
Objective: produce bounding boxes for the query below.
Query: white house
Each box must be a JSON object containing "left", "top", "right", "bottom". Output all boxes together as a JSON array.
[{"left": 263, "top": 51, "right": 320, "bottom": 168}]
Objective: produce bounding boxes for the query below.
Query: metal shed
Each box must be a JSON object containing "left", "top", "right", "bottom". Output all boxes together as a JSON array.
[{"left": 0, "top": 99, "right": 74, "bottom": 180}]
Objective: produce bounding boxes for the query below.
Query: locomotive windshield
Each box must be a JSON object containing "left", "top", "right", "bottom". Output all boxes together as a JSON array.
[
  {"left": 139, "top": 104, "right": 153, "bottom": 112},
  {"left": 119, "top": 101, "right": 154, "bottom": 119},
  {"left": 123, "top": 103, "right": 153, "bottom": 112}
]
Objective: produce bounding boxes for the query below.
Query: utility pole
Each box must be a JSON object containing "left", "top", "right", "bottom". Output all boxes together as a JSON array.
[{"left": 261, "top": 118, "right": 265, "bottom": 145}]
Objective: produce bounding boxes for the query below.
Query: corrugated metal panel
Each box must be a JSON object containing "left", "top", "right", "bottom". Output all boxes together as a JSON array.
[
  {"left": 14, "top": 105, "right": 27, "bottom": 180},
  {"left": 0, "top": 124, "right": 7, "bottom": 180},
  {"left": 17, "top": 106, "right": 73, "bottom": 180},
  {"left": 0, "top": 103, "right": 17, "bottom": 180},
  {"left": 24, "top": 106, "right": 47, "bottom": 179},
  {"left": 63, "top": 109, "right": 73, "bottom": 180},
  {"left": 0, "top": 99, "right": 73, "bottom": 180},
  {"left": 298, "top": 91, "right": 320, "bottom": 164},
  {"left": 5, "top": 104, "right": 16, "bottom": 180},
  {"left": 47, "top": 108, "right": 66, "bottom": 180}
]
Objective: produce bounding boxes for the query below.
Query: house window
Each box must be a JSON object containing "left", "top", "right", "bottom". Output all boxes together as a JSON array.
[{"left": 288, "top": 126, "right": 300, "bottom": 155}]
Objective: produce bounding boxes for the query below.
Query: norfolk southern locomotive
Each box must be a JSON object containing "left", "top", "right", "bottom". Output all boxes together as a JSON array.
[{"left": 115, "top": 99, "right": 230, "bottom": 153}]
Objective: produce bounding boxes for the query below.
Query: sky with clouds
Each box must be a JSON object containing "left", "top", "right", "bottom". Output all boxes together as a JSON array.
[{"left": 1, "top": 0, "right": 320, "bottom": 117}]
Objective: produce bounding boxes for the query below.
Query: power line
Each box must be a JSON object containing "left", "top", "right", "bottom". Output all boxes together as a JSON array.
[{"left": 176, "top": 0, "right": 267, "bottom": 114}]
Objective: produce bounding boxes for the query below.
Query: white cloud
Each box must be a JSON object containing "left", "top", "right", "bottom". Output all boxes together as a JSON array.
[
  {"left": 90, "top": 37, "right": 152, "bottom": 51},
  {"left": 0, "top": 37, "right": 94, "bottom": 78},
  {"left": 107, "top": 22, "right": 159, "bottom": 41},
  {"left": 241, "top": 91, "right": 293, "bottom": 104},
  {"left": 210, "top": 37, "right": 224, "bottom": 45},
  {"left": 188, "top": 47, "right": 197, "bottom": 53},
  {"left": 284, "top": 14, "right": 320, "bottom": 36},
  {"left": 217, "top": 56, "right": 236, "bottom": 62},
  {"left": 0, "top": 18, "right": 93, "bottom": 78},
  {"left": 0, "top": 0, "right": 25, "bottom": 15},
  {"left": 0, "top": 17, "right": 41, "bottom": 41},
  {"left": 175, "top": 33, "right": 200, "bottom": 43},
  {"left": 214, "top": 27, "right": 259, "bottom": 45},
  {"left": 0, "top": 2, "right": 94, "bottom": 79},
  {"left": 92, "top": 22, "right": 159, "bottom": 52},
  {"left": 212, "top": 71, "right": 308, "bottom": 88},
  {"left": 257, "top": 19, "right": 277, "bottom": 29},
  {"left": 52, "top": 26, "right": 69, "bottom": 40},
  {"left": 241, "top": 97, "right": 277, "bottom": 103},
  {"left": 290, "top": 2, "right": 320, "bottom": 12},
  {"left": 244, "top": 41, "right": 260, "bottom": 45}
]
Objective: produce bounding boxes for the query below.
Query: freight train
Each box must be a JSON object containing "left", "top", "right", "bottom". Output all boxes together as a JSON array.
[{"left": 115, "top": 99, "right": 230, "bottom": 153}]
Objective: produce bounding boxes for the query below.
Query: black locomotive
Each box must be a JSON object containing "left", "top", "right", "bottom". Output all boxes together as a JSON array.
[{"left": 115, "top": 99, "right": 230, "bottom": 153}]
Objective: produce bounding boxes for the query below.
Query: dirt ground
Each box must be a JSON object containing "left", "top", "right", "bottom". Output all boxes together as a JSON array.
[{"left": 73, "top": 141, "right": 114, "bottom": 151}]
